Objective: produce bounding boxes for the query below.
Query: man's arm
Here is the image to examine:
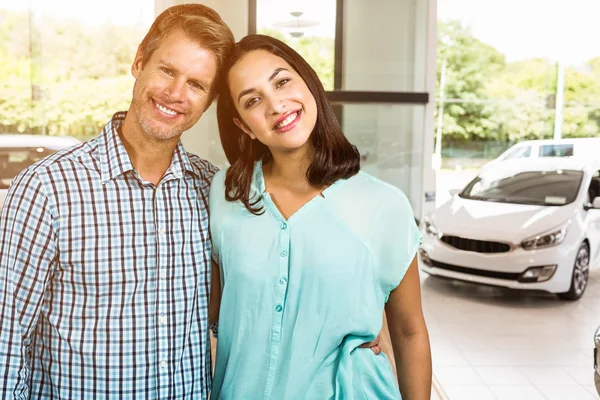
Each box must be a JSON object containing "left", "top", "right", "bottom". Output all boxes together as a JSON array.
[
  {"left": 0, "top": 170, "right": 58, "bottom": 399},
  {"left": 385, "top": 256, "right": 432, "bottom": 400}
]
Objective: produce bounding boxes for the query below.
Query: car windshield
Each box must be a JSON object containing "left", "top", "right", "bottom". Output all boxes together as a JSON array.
[
  {"left": 460, "top": 169, "right": 583, "bottom": 206},
  {"left": 0, "top": 147, "right": 57, "bottom": 189}
]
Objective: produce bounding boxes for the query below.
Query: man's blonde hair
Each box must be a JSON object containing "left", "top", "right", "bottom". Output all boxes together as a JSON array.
[{"left": 138, "top": 4, "right": 235, "bottom": 104}]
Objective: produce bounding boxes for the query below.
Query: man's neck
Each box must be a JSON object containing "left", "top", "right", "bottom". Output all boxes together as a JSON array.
[{"left": 119, "top": 114, "right": 179, "bottom": 186}]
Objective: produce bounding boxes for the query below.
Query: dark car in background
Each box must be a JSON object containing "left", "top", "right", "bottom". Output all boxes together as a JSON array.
[
  {"left": 0, "top": 134, "right": 80, "bottom": 210},
  {"left": 595, "top": 325, "right": 600, "bottom": 395}
]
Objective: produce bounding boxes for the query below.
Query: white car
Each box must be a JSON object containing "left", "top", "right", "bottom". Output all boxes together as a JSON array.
[
  {"left": 0, "top": 134, "right": 80, "bottom": 210},
  {"left": 420, "top": 157, "right": 600, "bottom": 300},
  {"left": 483, "top": 138, "right": 600, "bottom": 171}
]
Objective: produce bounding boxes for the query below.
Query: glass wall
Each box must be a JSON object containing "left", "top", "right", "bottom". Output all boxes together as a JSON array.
[
  {"left": 436, "top": 0, "right": 600, "bottom": 169},
  {"left": 0, "top": 0, "right": 154, "bottom": 139}
]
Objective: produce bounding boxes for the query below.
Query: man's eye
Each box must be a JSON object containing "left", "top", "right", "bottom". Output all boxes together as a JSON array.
[{"left": 161, "top": 68, "right": 174, "bottom": 76}]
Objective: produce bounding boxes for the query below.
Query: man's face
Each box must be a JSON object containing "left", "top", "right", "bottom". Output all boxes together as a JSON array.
[{"left": 130, "top": 30, "right": 218, "bottom": 141}]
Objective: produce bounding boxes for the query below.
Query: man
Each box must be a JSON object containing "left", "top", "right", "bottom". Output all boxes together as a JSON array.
[{"left": 0, "top": 4, "right": 234, "bottom": 398}]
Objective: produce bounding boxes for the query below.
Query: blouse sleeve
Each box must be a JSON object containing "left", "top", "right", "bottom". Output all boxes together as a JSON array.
[
  {"left": 209, "top": 169, "right": 227, "bottom": 266},
  {"left": 375, "top": 188, "right": 422, "bottom": 302}
]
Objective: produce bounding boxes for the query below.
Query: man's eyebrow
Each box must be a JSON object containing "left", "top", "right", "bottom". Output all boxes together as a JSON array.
[{"left": 237, "top": 67, "right": 289, "bottom": 103}]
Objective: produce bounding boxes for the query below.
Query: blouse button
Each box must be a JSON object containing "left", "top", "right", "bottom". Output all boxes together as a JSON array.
[
  {"left": 279, "top": 277, "right": 287, "bottom": 286},
  {"left": 280, "top": 222, "right": 287, "bottom": 230},
  {"left": 275, "top": 305, "right": 283, "bottom": 312},
  {"left": 280, "top": 250, "right": 288, "bottom": 257}
]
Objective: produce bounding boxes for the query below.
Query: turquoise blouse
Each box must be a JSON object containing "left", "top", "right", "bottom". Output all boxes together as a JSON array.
[{"left": 209, "top": 162, "right": 421, "bottom": 399}]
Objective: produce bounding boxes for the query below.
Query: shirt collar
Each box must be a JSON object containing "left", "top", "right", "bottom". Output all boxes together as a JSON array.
[
  {"left": 98, "top": 112, "right": 134, "bottom": 183},
  {"left": 251, "top": 159, "right": 267, "bottom": 194},
  {"left": 98, "top": 112, "right": 199, "bottom": 183}
]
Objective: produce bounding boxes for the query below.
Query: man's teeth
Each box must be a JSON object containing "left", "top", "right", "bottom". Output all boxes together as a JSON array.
[
  {"left": 157, "top": 103, "right": 177, "bottom": 116},
  {"left": 275, "top": 112, "right": 298, "bottom": 129}
]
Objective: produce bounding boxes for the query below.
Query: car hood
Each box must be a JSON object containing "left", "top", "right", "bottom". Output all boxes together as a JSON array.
[{"left": 431, "top": 196, "right": 577, "bottom": 243}]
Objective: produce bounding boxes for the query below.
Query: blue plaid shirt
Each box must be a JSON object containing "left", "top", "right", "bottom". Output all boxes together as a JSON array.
[{"left": 0, "top": 112, "right": 217, "bottom": 399}]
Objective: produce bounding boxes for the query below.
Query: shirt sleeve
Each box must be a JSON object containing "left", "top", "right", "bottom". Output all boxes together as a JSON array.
[
  {"left": 375, "top": 188, "right": 422, "bottom": 302},
  {"left": 0, "top": 169, "right": 58, "bottom": 399}
]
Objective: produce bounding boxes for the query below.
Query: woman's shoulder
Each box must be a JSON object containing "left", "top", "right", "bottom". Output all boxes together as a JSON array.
[
  {"left": 343, "top": 170, "right": 413, "bottom": 210},
  {"left": 209, "top": 167, "right": 228, "bottom": 196}
]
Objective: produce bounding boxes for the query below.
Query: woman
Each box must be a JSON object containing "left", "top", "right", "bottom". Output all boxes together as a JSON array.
[{"left": 209, "top": 34, "right": 431, "bottom": 399}]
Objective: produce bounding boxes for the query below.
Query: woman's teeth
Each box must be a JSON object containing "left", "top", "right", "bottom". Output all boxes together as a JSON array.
[{"left": 275, "top": 112, "right": 298, "bottom": 129}]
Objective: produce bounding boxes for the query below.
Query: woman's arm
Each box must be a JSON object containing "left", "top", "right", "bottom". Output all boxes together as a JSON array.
[
  {"left": 385, "top": 255, "right": 432, "bottom": 400},
  {"left": 209, "top": 260, "right": 222, "bottom": 332}
]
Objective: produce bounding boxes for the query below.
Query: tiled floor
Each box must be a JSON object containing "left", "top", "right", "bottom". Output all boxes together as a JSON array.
[{"left": 422, "top": 267, "right": 600, "bottom": 399}]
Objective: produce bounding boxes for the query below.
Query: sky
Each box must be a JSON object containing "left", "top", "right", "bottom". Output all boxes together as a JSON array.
[
  {"left": 438, "top": 0, "right": 600, "bottom": 66},
  {"left": 1, "top": 0, "right": 598, "bottom": 66}
]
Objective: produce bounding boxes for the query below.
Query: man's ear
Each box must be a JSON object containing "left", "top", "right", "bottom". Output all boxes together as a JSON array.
[
  {"left": 234, "top": 118, "right": 256, "bottom": 140},
  {"left": 131, "top": 46, "right": 144, "bottom": 79}
]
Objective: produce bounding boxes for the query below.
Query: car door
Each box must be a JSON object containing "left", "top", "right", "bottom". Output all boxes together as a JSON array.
[{"left": 584, "top": 170, "right": 600, "bottom": 265}]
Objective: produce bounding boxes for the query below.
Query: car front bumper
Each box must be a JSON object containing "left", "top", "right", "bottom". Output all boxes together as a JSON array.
[{"left": 419, "top": 232, "right": 578, "bottom": 294}]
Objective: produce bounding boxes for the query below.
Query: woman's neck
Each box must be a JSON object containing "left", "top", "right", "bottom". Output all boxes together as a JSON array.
[{"left": 264, "top": 149, "right": 315, "bottom": 192}]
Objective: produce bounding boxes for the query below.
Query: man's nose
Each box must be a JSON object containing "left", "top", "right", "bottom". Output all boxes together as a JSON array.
[{"left": 165, "top": 78, "right": 186, "bottom": 102}]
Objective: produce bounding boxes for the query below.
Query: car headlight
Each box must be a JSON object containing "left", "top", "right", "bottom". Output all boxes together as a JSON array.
[
  {"left": 423, "top": 217, "right": 440, "bottom": 238},
  {"left": 521, "top": 227, "right": 567, "bottom": 250}
]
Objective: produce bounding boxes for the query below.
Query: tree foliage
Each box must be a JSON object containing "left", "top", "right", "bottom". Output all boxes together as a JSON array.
[
  {"left": 0, "top": 10, "right": 598, "bottom": 143},
  {"left": 438, "top": 20, "right": 600, "bottom": 143}
]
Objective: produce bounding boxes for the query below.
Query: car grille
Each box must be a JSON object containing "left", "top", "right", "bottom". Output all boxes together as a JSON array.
[
  {"left": 441, "top": 235, "right": 511, "bottom": 253},
  {"left": 430, "top": 259, "right": 521, "bottom": 280}
]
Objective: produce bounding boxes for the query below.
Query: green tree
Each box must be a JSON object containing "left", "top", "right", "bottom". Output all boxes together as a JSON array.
[
  {"left": 0, "top": 9, "right": 144, "bottom": 136},
  {"left": 258, "top": 28, "right": 334, "bottom": 90},
  {"left": 437, "top": 21, "right": 505, "bottom": 141}
]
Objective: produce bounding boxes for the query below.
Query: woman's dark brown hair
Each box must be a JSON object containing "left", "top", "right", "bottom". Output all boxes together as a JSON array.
[{"left": 216, "top": 34, "right": 360, "bottom": 214}]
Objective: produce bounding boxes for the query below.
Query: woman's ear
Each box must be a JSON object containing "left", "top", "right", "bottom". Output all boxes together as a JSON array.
[{"left": 234, "top": 118, "right": 256, "bottom": 140}]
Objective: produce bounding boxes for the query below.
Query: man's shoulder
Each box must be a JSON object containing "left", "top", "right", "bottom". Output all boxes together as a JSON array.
[
  {"left": 27, "top": 139, "right": 96, "bottom": 177},
  {"left": 186, "top": 152, "right": 220, "bottom": 182}
]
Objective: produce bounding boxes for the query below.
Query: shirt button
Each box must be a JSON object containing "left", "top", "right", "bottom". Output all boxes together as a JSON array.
[
  {"left": 159, "top": 315, "right": 167, "bottom": 325},
  {"left": 280, "top": 250, "right": 288, "bottom": 257},
  {"left": 280, "top": 222, "right": 287, "bottom": 230},
  {"left": 275, "top": 305, "right": 283, "bottom": 312},
  {"left": 160, "top": 360, "right": 167, "bottom": 369},
  {"left": 160, "top": 271, "right": 167, "bottom": 279},
  {"left": 279, "top": 277, "right": 287, "bottom": 286}
]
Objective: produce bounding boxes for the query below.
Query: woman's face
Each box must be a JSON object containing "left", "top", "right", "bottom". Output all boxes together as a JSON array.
[{"left": 228, "top": 49, "right": 318, "bottom": 155}]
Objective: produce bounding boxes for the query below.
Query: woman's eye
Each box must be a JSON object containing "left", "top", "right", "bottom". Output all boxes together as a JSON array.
[
  {"left": 245, "top": 97, "right": 259, "bottom": 108},
  {"left": 276, "top": 78, "right": 291, "bottom": 89}
]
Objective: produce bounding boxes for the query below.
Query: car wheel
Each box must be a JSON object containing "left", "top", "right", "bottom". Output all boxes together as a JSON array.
[{"left": 558, "top": 242, "right": 590, "bottom": 301}]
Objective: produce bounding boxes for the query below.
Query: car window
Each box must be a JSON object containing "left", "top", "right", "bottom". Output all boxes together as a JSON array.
[
  {"left": 502, "top": 145, "right": 531, "bottom": 160},
  {"left": 588, "top": 170, "right": 600, "bottom": 202},
  {"left": 539, "top": 144, "right": 574, "bottom": 157},
  {"left": 0, "top": 147, "right": 56, "bottom": 189},
  {"left": 460, "top": 169, "right": 583, "bottom": 206}
]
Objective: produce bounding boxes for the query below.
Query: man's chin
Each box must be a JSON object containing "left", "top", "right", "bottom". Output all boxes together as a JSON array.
[{"left": 141, "top": 122, "right": 183, "bottom": 141}]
